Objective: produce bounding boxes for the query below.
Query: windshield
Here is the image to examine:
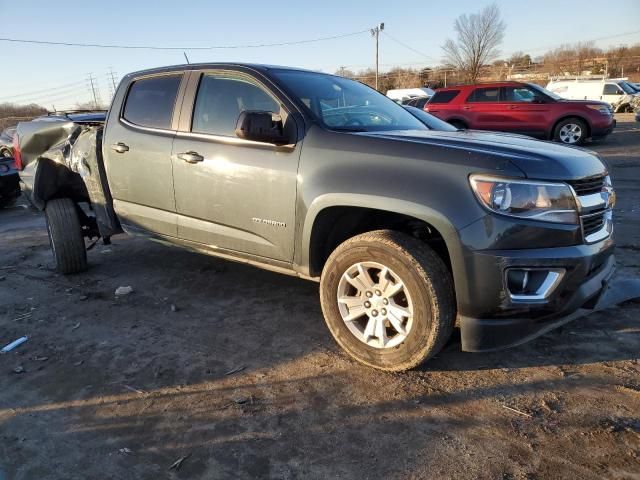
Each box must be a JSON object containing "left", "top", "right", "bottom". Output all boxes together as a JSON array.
[
  {"left": 272, "top": 70, "right": 427, "bottom": 132},
  {"left": 528, "top": 83, "right": 563, "bottom": 101}
]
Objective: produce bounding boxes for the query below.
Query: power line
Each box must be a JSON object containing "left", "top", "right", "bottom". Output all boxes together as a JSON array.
[
  {"left": 502, "top": 29, "right": 640, "bottom": 57},
  {"left": 0, "top": 80, "right": 86, "bottom": 100},
  {"left": 0, "top": 29, "right": 370, "bottom": 50},
  {"left": 381, "top": 31, "right": 439, "bottom": 61},
  {"left": 1, "top": 87, "right": 92, "bottom": 105}
]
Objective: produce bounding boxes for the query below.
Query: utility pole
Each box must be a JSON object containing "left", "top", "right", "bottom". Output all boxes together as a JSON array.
[
  {"left": 87, "top": 73, "right": 99, "bottom": 109},
  {"left": 370, "top": 22, "right": 384, "bottom": 91},
  {"left": 107, "top": 68, "right": 118, "bottom": 98}
]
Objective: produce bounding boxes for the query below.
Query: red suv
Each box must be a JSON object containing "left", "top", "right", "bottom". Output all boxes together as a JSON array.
[{"left": 425, "top": 81, "right": 615, "bottom": 145}]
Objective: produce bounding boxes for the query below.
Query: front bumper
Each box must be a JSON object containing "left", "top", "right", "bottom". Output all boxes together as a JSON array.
[
  {"left": 460, "top": 253, "right": 615, "bottom": 352},
  {"left": 591, "top": 118, "right": 616, "bottom": 138}
]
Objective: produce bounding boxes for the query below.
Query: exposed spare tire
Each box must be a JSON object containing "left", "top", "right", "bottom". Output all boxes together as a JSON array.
[{"left": 45, "top": 198, "right": 88, "bottom": 274}]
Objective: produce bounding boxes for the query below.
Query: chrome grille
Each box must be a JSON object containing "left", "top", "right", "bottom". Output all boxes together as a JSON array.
[
  {"left": 568, "top": 174, "right": 613, "bottom": 244},
  {"left": 581, "top": 210, "right": 606, "bottom": 237},
  {"left": 568, "top": 175, "right": 606, "bottom": 196}
]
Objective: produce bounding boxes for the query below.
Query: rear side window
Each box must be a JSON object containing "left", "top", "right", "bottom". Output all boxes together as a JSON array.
[
  {"left": 123, "top": 75, "right": 182, "bottom": 129},
  {"left": 467, "top": 87, "right": 500, "bottom": 102},
  {"left": 429, "top": 90, "right": 460, "bottom": 104}
]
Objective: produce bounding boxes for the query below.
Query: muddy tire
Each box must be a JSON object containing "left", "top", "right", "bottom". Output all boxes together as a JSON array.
[
  {"left": 320, "top": 230, "right": 455, "bottom": 371},
  {"left": 45, "top": 198, "right": 87, "bottom": 274}
]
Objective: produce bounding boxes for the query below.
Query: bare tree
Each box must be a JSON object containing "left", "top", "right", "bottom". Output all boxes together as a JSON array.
[{"left": 442, "top": 3, "right": 506, "bottom": 83}]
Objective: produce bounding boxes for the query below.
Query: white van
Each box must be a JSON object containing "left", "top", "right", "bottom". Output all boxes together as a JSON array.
[
  {"left": 546, "top": 78, "right": 638, "bottom": 106},
  {"left": 386, "top": 87, "right": 435, "bottom": 103}
]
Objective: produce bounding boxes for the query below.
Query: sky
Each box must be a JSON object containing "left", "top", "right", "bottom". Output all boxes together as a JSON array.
[{"left": 2, "top": 0, "right": 639, "bottom": 109}]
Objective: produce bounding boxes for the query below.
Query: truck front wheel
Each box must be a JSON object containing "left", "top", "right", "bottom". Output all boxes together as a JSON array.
[
  {"left": 320, "top": 230, "right": 455, "bottom": 371},
  {"left": 45, "top": 198, "right": 88, "bottom": 274}
]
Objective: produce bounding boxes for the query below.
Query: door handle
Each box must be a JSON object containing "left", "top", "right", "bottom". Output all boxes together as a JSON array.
[
  {"left": 177, "top": 151, "right": 204, "bottom": 164},
  {"left": 508, "top": 105, "right": 518, "bottom": 109},
  {"left": 111, "top": 142, "right": 129, "bottom": 153},
  {"left": 462, "top": 106, "right": 471, "bottom": 110}
]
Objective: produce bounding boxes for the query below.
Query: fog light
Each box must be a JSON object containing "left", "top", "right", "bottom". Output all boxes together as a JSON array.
[{"left": 506, "top": 268, "right": 565, "bottom": 302}]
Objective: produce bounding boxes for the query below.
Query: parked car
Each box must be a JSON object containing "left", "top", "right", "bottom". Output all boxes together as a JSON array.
[
  {"left": 387, "top": 87, "right": 434, "bottom": 103},
  {"left": 0, "top": 155, "right": 20, "bottom": 208},
  {"left": 0, "top": 127, "right": 16, "bottom": 158},
  {"left": 402, "top": 96, "right": 430, "bottom": 109},
  {"left": 425, "top": 81, "right": 615, "bottom": 144},
  {"left": 15, "top": 64, "right": 616, "bottom": 371},
  {"left": 623, "top": 81, "right": 640, "bottom": 93},
  {"left": 546, "top": 77, "right": 639, "bottom": 112}
]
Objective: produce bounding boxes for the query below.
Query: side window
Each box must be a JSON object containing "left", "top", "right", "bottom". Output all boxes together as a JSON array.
[
  {"left": 504, "top": 86, "right": 536, "bottom": 102},
  {"left": 603, "top": 84, "right": 622, "bottom": 95},
  {"left": 122, "top": 75, "right": 182, "bottom": 129},
  {"left": 192, "top": 74, "right": 280, "bottom": 136},
  {"left": 467, "top": 87, "right": 500, "bottom": 103},
  {"left": 429, "top": 90, "right": 460, "bottom": 104}
]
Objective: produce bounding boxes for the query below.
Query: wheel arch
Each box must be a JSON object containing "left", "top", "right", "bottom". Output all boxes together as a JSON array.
[
  {"left": 550, "top": 115, "right": 592, "bottom": 140},
  {"left": 446, "top": 117, "right": 469, "bottom": 129},
  {"left": 25, "top": 157, "right": 89, "bottom": 210},
  {"left": 299, "top": 194, "right": 465, "bottom": 294}
]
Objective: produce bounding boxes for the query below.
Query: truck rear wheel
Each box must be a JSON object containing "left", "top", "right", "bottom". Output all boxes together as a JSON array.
[
  {"left": 45, "top": 198, "right": 87, "bottom": 274},
  {"left": 320, "top": 230, "right": 455, "bottom": 371}
]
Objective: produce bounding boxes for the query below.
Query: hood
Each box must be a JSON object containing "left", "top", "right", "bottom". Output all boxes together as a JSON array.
[
  {"left": 556, "top": 99, "right": 611, "bottom": 107},
  {"left": 356, "top": 129, "right": 606, "bottom": 180}
]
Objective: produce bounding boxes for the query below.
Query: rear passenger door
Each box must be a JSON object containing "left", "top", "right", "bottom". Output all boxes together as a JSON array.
[
  {"left": 103, "top": 72, "right": 187, "bottom": 237},
  {"left": 171, "top": 69, "right": 300, "bottom": 262},
  {"left": 463, "top": 87, "right": 505, "bottom": 130}
]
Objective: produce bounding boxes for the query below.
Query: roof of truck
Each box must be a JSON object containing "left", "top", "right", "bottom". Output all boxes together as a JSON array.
[{"left": 124, "top": 63, "right": 318, "bottom": 79}]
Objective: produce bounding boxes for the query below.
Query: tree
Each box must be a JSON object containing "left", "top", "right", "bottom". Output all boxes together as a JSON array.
[
  {"left": 508, "top": 52, "right": 532, "bottom": 68},
  {"left": 442, "top": 3, "right": 506, "bottom": 83}
]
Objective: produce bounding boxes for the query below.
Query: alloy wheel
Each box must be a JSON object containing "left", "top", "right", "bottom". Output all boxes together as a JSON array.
[
  {"left": 336, "top": 261, "right": 414, "bottom": 349},
  {"left": 559, "top": 123, "right": 583, "bottom": 144}
]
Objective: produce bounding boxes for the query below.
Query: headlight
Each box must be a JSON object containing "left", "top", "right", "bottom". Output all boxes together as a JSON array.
[
  {"left": 469, "top": 175, "right": 578, "bottom": 224},
  {"left": 586, "top": 104, "right": 612, "bottom": 115}
]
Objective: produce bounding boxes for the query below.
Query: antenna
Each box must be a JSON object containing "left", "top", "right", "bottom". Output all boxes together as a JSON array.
[{"left": 183, "top": 52, "right": 190, "bottom": 64}]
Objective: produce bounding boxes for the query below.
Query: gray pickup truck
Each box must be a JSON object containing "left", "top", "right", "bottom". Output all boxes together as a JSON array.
[{"left": 15, "top": 63, "right": 616, "bottom": 371}]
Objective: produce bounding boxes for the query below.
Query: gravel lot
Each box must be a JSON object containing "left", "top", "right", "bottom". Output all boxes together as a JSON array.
[{"left": 0, "top": 115, "right": 639, "bottom": 480}]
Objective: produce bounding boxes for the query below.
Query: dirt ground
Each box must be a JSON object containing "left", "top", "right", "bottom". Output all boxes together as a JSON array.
[{"left": 1, "top": 115, "right": 639, "bottom": 480}]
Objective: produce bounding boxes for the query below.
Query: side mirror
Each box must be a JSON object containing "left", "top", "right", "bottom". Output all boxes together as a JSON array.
[{"left": 235, "top": 111, "right": 289, "bottom": 145}]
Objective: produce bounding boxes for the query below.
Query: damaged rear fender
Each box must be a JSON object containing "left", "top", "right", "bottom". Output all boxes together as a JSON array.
[{"left": 17, "top": 120, "right": 122, "bottom": 238}]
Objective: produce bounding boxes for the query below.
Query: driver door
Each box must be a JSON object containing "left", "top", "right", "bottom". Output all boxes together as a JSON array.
[{"left": 171, "top": 70, "right": 300, "bottom": 262}]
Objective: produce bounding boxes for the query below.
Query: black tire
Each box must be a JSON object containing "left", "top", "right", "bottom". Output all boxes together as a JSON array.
[
  {"left": 44, "top": 198, "right": 87, "bottom": 274},
  {"left": 553, "top": 117, "right": 588, "bottom": 145},
  {"left": 449, "top": 120, "right": 467, "bottom": 130},
  {"left": 319, "top": 230, "right": 455, "bottom": 371}
]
